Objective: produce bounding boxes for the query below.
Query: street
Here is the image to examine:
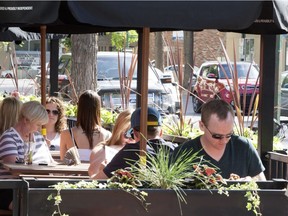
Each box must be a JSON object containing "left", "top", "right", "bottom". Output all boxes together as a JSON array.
[{"left": 0, "top": 78, "right": 37, "bottom": 96}]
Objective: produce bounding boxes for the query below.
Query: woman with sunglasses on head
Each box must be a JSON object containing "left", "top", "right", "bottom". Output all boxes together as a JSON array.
[
  {"left": 88, "top": 109, "right": 134, "bottom": 178},
  {"left": 45, "top": 97, "right": 67, "bottom": 151},
  {"left": 172, "top": 99, "right": 266, "bottom": 181},
  {"left": 60, "top": 90, "right": 112, "bottom": 162},
  {"left": 0, "top": 101, "right": 53, "bottom": 211}
]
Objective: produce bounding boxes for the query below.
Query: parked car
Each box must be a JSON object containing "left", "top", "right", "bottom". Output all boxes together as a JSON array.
[
  {"left": 96, "top": 52, "right": 180, "bottom": 113},
  {"left": 1, "top": 65, "right": 41, "bottom": 79},
  {"left": 47, "top": 52, "right": 180, "bottom": 114},
  {"left": 192, "top": 61, "right": 259, "bottom": 113}
]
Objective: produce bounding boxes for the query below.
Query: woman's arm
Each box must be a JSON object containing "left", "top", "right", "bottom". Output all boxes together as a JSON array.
[
  {"left": 60, "top": 129, "right": 71, "bottom": 160},
  {"left": 88, "top": 144, "right": 106, "bottom": 177}
]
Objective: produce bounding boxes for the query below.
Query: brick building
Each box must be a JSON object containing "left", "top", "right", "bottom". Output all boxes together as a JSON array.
[{"left": 98, "top": 30, "right": 226, "bottom": 69}]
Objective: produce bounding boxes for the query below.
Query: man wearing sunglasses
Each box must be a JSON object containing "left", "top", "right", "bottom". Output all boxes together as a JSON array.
[
  {"left": 172, "top": 99, "right": 266, "bottom": 181},
  {"left": 94, "top": 106, "right": 177, "bottom": 179}
]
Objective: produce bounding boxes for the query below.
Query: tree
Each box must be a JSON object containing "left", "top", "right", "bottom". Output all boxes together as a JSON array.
[
  {"left": 111, "top": 30, "right": 138, "bottom": 51},
  {"left": 70, "top": 34, "right": 97, "bottom": 102},
  {"left": 155, "top": 32, "right": 163, "bottom": 70},
  {"left": 183, "top": 31, "right": 194, "bottom": 89}
]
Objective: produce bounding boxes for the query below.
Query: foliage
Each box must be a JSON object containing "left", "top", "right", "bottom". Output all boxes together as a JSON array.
[
  {"left": 162, "top": 115, "right": 203, "bottom": 138},
  {"left": 185, "top": 164, "right": 227, "bottom": 190},
  {"left": 47, "top": 176, "right": 148, "bottom": 216},
  {"left": 62, "top": 102, "right": 77, "bottom": 117},
  {"left": 130, "top": 147, "right": 228, "bottom": 215},
  {"left": 234, "top": 126, "right": 282, "bottom": 150},
  {"left": 110, "top": 30, "right": 138, "bottom": 51},
  {"left": 108, "top": 168, "right": 149, "bottom": 210},
  {"left": 60, "top": 38, "right": 71, "bottom": 52},
  {"left": 47, "top": 146, "right": 263, "bottom": 216},
  {"left": 227, "top": 181, "right": 262, "bottom": 216},
  {"left": 100, "top": 108, "right": 118, "bottom": 127},
  {"left": 19, "top": 94, "right": 41, "bottom": 103}
]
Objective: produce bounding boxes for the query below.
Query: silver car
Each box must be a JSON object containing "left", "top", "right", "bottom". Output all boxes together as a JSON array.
[{"left": 97, "top": 52, "right": 179, "bottom": 113}]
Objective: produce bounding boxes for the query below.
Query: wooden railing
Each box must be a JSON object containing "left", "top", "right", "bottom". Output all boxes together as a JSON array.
[
  {"left": 266, "top": 151, "right": 288, "bottom": 180},
  {"left": 0, "top": 179, "right": 24, "bottom": 216}
]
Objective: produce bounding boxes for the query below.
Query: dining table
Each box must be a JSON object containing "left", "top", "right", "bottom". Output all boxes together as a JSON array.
[
  {"left": 50, "top": 150, "right": 60, "bottom": 159},
  {"left": 1, "top": 161, "right": 90, "bottom": 177}
]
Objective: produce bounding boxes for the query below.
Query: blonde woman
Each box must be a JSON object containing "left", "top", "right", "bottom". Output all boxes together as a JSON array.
[
  {"left": 60, "top": 90, "right": 111, "bottom": 162},
  {"left": 0, "top": 96, "right": 23, "bottom": 135},
  {"left": 0, "top": 101, "right": 53, "bottom": 167},
  {"left": 89, "top": 109, "right": 134, "bottom": 178},
  {"left": 45, "top": 97, "right": 67, "bottom": 150},
  {"left": 0, "top": 101, "right": 52, "bottom": 210}
]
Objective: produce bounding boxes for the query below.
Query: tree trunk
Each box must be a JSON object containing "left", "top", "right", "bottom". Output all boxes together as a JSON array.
[
  {"left": 71, "top": 34, "right": 97, "bottom": 102},
  {"left": 155, "top": 32, "right": 163, "bottom": 70},
  {"left": 183, "top": 31, "right": 194, "bottom": 89}
]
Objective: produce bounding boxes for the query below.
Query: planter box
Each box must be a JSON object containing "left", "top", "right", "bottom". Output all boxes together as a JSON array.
[
  {"left": 162, "top": 134, "right": 190, "bottom": 144},
  {"left": 22, "top": 179, "right": 288, "bottom": 216}
]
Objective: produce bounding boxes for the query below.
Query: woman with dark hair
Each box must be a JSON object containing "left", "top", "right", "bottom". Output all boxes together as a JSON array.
[
  {"left": 45, "top": 97, "right": 67, "bottom": 150},
  {"left": 89, "top": 109, "right": 134, "bottom": 178},
  {"left": 60, "top": 90, "right": 111, "bottom": 162}
]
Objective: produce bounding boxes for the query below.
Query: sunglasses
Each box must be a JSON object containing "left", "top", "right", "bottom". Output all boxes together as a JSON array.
[
  {"left": 124, "top": 128, "right": 134, "bottom": 140},
  {"left": 46, "top": 109, "right": 59, "bottom": 115},
  {"left": 204, "top": 125, "right": 233, "bottom": 140}
]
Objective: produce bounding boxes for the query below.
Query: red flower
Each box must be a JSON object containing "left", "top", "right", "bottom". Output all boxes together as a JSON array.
[{"left": 205, "top": 167, "right": 216, "bottom": 176}]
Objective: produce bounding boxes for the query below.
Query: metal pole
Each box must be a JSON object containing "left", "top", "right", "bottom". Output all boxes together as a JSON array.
[
  {"left": 40, "top": 25, "right": 47, "bottom": 138},
  {"left": 40, "top": 25, "right": 46, "bottom": 105}
]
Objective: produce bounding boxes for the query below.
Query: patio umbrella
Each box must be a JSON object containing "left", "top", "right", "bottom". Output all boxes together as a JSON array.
[
  {"left": 0, "top": 27, "right": 66, "bottom": 41},
  {"left": 3, "top": 0, "right": 288, "bottom": 156},
  {"left": 0, "top": 1, "right": 61, "bottom": 103},
  {"left": 63, "top": 0, "right": 288, "bottom": 156}
]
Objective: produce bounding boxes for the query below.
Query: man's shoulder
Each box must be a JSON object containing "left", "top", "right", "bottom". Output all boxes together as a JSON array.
[
  {"left": 148, "top": 138, "right": 177, "bottom": 150},
  {"left": 230, "top": 135, "right": 254, "bottom": 149},
  {"left": 115, "top": 142, "right": 140, "bottom": 156},
  {"left": 175, "top": 136, "right": 202, "bottom": 151},
  {"left": 122, "top": 142, "right": 140, "bottom": 150}
]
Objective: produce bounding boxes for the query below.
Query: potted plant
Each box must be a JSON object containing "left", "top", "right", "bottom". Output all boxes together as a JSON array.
[{"left": 20, "top": 147, "right": 288, "bottom": 216}]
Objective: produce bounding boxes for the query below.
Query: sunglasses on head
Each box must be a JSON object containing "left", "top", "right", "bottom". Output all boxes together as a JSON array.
[
  {"left": 204, "top": 125, "right": 233, "bottom": 140},
  {"left": 46, "top": 109, "right": 59, "bottom": 115}
]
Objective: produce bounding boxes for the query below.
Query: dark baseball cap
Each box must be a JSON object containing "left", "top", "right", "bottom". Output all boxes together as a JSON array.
[{"left": 131, "top": 107, "right": 162, "bottom": 129}]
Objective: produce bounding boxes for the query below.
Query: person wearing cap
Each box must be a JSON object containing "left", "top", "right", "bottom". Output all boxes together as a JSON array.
[
  {"left": 171, "top": 99, "right": 266, "bottom": 181},
  {"left": 93, "top": 106, "right": 177, "bottom": 179}
]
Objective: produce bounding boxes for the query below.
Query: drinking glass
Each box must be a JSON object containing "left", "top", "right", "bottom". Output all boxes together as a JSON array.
[{"left": 24, "top": 142, "right": 34, "bottom": 165}]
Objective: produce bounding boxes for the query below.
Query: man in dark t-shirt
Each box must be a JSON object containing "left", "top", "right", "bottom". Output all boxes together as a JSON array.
[
  {"left": 172, "top": 99, "right": 266, "bottom": 180},
  {"left": 95, "top": 107, "right": 177, "bottom": 179}
]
